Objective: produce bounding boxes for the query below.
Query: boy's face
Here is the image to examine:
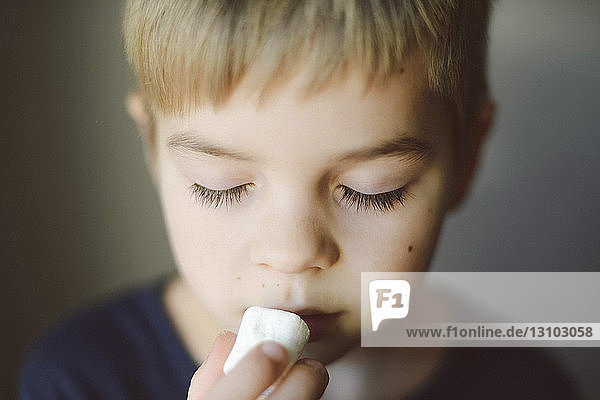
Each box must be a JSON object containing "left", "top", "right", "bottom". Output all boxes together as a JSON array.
[{"left": 147, "top": 56, "right": 458, "bottom": 363}]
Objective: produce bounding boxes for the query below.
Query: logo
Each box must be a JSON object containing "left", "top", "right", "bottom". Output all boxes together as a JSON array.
[{"left": 369, "top": 280, "right": 411, "bottom": 331}]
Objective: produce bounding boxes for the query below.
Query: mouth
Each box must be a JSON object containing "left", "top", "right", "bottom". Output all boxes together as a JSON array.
[{"left": 287, "top": 309, "right": 343, "bottom": 343}]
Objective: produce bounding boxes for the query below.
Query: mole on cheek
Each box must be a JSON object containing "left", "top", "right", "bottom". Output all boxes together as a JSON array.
[{"left": 408, "top": 245, "right": 413, "bottom": 253}]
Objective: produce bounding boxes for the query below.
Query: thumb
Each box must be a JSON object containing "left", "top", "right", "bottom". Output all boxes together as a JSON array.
[{"left": 187, "top": 331, "right": 236, "bottom": 400}]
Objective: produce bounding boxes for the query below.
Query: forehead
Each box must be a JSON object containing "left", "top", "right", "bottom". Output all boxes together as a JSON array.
[{"left": 155, "top": 56, "right": 450, "bottom": 166}]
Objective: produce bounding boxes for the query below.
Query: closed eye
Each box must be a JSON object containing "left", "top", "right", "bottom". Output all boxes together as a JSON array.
[
  {"left": 338, "top": 185, "right": 408, "bottom": 213},
  {"left": 189, "top": 183, "right": 254, "bottom": 208}
]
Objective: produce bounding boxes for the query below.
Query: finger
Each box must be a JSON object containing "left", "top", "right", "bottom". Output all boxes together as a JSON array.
[
  {"left": 187, "top": 331, "right": 236, "bottom": 400},
  {"left": 202, "top": 341, "right": 289, "bottom": 399},
  {"left": 268, "top": 358, "right": 329, "bottom": 400}
]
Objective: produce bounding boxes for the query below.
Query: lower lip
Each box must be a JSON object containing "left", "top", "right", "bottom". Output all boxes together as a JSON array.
[{"left": 299, "top": 313, "right": 343, "bottom": 342}]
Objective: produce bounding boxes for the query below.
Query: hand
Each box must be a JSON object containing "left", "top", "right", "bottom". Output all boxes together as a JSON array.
[{"left": 187, "top": 331, "right": 329, "bottom": 400}]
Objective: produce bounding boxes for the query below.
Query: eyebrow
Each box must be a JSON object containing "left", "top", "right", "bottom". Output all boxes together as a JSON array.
[
  {"left": 167, "top": 132, "right": 255, "bottom": 161},
  {"left": 167, "top": 131, "right": 433, "bottom": 163},
  {"left": 337, "top": 135, "right": 433, "bottom": 163}
]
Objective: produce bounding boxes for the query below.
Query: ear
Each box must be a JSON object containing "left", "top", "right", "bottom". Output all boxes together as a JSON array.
[
  {"left": 449, "top": 100, "right": 496, "bottom": 210},
  {"left": 125, "top": 93, "right": 159, "bottom": 187}
]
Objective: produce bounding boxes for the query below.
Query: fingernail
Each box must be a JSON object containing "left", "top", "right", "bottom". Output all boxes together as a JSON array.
[
  {"left": 299, "top": 359, "right": 329, "bottom": 380},
  {"left": 261, "top": 342, "right": 287, "bottom": 363}
]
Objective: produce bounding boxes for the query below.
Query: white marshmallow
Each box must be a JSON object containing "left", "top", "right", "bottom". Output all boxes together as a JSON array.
[{"left": 223, "top": 306, "right": 310, "bottom": 374}]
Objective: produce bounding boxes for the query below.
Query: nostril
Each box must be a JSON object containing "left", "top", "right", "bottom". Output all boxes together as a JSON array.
[{"left": 252, "top": 246, "right": 339, "bottom": 274}]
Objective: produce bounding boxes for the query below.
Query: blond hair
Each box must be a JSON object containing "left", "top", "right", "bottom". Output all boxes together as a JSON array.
[{"left": 123, "top": 0, "right": 492, "bottom": 126}]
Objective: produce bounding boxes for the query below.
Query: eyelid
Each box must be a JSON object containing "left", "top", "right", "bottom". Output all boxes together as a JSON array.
[
  {"left": 335, "top": 176, "right": 410, "bottom": 195},
  {"left": 171, "top": 156, "right": 257, "bottom": 189}
]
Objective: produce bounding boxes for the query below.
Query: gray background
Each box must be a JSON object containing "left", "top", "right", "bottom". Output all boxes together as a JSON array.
[{"left": 2, "top": 0, "right": 599, "bottom": 398}]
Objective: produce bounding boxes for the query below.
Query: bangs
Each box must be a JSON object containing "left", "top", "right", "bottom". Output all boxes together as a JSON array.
[{"left": 124, "top": 0, "right": 489, "bottom": 119}]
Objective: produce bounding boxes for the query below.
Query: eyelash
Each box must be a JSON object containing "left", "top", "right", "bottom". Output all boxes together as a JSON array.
[
  {"left": 338, "top": 185, "right": 408, "bottom": 213},
  {"left": 189, "top": 183, "right": 254, "bottom": 209},
  {"left": 189, "top": 183, "right": 409, "bottom": 212}
]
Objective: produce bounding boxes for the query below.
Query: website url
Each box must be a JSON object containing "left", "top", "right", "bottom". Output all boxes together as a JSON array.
[{"left": 404, "top": 323, "right": 600, "bottom": 340}]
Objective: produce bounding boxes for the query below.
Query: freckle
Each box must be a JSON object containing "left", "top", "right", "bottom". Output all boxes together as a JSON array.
[
  {"left": 276, "top": 283, "right": 280, "bottom": 288},
  {"left": 408, "top": 245, "right": 413, "bottom": 253},
  {"left": 261, "top": 283, "right": 265, "bottom": 288},
  {"left": 236, "top": 276, "right": 241, "bottom": 280}
]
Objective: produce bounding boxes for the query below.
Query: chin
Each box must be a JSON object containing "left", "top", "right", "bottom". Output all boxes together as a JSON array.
[{"left": 301, "top": 328, "right": 360, "bottom": 365}]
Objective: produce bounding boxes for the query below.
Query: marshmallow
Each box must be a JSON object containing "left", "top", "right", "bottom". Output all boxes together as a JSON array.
[{"left": 223, "top": 306, "right": 310, "bottom": 374}]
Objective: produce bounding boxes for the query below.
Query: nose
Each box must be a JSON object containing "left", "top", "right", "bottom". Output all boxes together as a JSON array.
[{"left": 249, "top": 206, "right": 340, "bottom": 274}]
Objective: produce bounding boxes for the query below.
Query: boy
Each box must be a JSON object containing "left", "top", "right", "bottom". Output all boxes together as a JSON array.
[{"left": 20, "top": 1, "right": 577, "bottom": 399}]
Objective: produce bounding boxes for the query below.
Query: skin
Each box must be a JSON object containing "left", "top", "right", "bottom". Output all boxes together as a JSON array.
[{"left": 127, "top": 52, "right": 494, "bottom": 399}]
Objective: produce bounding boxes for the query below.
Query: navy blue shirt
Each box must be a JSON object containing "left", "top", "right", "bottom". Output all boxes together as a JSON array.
[
  {"left": 19, "top": 278, "right": 197, "bottom": 399},
  {"left": 20, "top": 278, "right": 579, "bottom": 399}
]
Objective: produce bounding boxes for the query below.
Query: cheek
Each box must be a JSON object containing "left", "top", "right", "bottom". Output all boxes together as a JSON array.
[
  {"left": 157, "top": 167, "right": 255, "bottom": 324},
  {"left": 340, "top": 164, "right": 449, "bottom": 274}
]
